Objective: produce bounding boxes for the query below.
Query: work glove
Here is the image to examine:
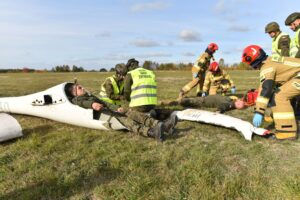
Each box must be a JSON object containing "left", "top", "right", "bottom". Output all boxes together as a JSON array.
[
  {"left": 231, "top": 87, "right": 236, "bottom": 94},
  {"left": 253, "top": 113, "right": 263, "bottom": 127},
  {"left": 201, "top": 92, "right": 207, "bottom": 97}
]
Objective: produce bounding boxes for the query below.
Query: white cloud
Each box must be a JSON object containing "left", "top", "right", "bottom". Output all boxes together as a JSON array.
[
  {"left": 183, "top": 52, "right": 195, "bottom": 57},
  {"left": 228, "top": 25, "right": 250, "bottom": 32},
  {"left": 131, "top": 2, "right": 169, "bottom": 12},
  {"left": 179, "top": 30, "right": 201, "bottom": 42},
  {"left": 131, "top": 39, "right": 160, "bottom": 47}
]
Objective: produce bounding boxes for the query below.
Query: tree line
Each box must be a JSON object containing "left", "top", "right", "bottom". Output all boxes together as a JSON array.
[{"left": 0, "top": 59, "right": 251, "bottom": 73}]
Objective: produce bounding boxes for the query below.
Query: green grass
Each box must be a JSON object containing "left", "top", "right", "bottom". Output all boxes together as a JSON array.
[{"left": 1, "top": 71, "right": 300, "bottom": 200}]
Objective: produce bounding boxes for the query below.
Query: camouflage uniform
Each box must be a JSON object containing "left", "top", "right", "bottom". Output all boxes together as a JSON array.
[
  {"left": 101, "top": 77, "right": 124, "bottom": 102},
  {"left": 180, "top": 52, "right": 213, "bottom": 97},
  {"left": 163, "top": 95, "right": 236, "bottom": 113},
  {"left": 71, "top": 93, "right": 158, "bottom": 137}
]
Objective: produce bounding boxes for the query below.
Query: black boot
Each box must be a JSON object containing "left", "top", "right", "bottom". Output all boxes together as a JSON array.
[
  {"left": 162, "top": 114, "right": 178, "bottom": 135},
  {"left": 147, "top": 122, "right": 165, "bottom": 141}
]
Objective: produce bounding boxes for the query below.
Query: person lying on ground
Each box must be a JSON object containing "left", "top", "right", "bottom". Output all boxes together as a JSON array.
[
  {"left": 160, "top": 94, "right": 245, "bottom": 113},
  {"left": 65, "top": 83, "right": 177, "bottom": 141}
]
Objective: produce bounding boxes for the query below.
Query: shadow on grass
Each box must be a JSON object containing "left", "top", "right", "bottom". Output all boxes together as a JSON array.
[
  {"left": 166, "top": 127, "right": 194, "bottom": 140},
  {"left": 1, "top": 125, "right": 54, "bottom": 146},
  {"left": 22, "top": 124, "right": 54, "bottom": 137},
  {"left": 0, "top": 166, "right": 122, "bottom": 200}
]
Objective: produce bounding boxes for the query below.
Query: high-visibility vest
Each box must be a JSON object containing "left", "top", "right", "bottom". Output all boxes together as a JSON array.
[
  {"left": 271, "top": 32, "right": 289, "bottom": 61},
  {"left": 99, "top": 76, "right": 123, "bottom": 105},
  {"left": 290, "top": 28, "right": 300, "bottom": 57},
  {"left": 128, "top": 68, "right": 157, "bottom": 107}
]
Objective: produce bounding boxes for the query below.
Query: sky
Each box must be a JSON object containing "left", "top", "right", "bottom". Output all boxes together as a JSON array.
[{"left": 0, "top": 0, "right": 297, "bottom": 70}]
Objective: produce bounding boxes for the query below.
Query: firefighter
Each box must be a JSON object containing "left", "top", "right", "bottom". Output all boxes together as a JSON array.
[
  {"left": 202, "top": 61, "right": 235, "bottom": 96},
  {"left": 99, "top": 64, "right": 127, "bottom": 105},
  {"left": 241, "top": 45, "right": 300, "bottom": 140},
  {"left": 178, "top": 43, "right": 218, "bottom": 100},
  {"left": 285, "top": 12, "right": 300, "bottom": 58},
  {"left": 265, "top": 22, "right": 290, "bottom": 61},
  {"left": 123, "top": 58, "right": 178, "bottom": 139}
]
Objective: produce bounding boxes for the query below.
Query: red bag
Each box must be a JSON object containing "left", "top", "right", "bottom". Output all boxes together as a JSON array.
[{"left": 243, "top": 89, "right": 258, "bottom": 106}]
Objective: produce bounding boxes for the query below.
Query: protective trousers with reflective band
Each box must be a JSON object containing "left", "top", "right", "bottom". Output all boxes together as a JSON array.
[
  {"left": 272, "top": 77, "right": 300, "bottom": 139},
  {"left": 272, "top": 32, "right": 288, "bottom": 61},
  {"left": 290, "top": 29, "right": 300, "bottom": 57},
  {"left": 129, "top": 68, "right": 157, "bottom": 107},
  {"left": 182, "top": 69, "right": 205, "bottom": 94},
  {"left": 99, "top": 76, "right": 124, "bottom": 105}
]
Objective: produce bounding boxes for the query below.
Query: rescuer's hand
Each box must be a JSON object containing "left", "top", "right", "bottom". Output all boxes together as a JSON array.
[{"left": 253, "top": 113, "right": 263, "bottom": 127}]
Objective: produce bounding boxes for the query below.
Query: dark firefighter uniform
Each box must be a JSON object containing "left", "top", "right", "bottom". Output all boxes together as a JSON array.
[
  {"left": 99, "top": 75, "right": 124, "bottom": 105},
  {"left": 180, "top": 52, "right": 213, "bottom": 96},
  {"left": 202, "top": 69, "right": 234, "bottom": 95},
  {"left": 255, "top": 57, "right": 300, "bottom": 139}
]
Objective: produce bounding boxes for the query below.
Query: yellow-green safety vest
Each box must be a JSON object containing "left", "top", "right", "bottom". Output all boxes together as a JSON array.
[
  {"left": 99, "top": 76, "right": 124, "bottom": 105},
  {"left": 128, "top": 68, "right": 157, "bottom": 107},
  {"left": 290, "top": 28, "right": 300, "bottom": 57},
  {"left": 271, "top": 32, "right": 289, "bottom": 61}
]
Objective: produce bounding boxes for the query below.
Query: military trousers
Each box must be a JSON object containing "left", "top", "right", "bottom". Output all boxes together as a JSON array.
[{"left": 271, "top": 77, "right": 300, "bottom": 139}]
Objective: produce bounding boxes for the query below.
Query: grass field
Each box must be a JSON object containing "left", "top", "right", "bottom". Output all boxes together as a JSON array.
[{"left": 0, "top": 71, "right": 300, "bottom": 200}]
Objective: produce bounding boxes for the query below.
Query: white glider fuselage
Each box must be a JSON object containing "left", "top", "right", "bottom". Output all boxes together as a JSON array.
[{"left": 0, "top": 83, "right": 126, "bottom": 130}]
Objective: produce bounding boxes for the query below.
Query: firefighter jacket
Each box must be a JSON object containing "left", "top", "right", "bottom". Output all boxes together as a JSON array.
[
  {"left": 202, "top": 69, "right": 234, "bottom": 93},
  {"left": 191, "top": 52, "right": 213, "bottom": 78},
  {"left": 255, "top": 56, "right": 300, "bottom": 115}
]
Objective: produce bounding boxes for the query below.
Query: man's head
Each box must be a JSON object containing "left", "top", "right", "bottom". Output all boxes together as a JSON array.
[
  {"left": 285, "top": 12, "right": 300, "bottom": 31},
  {"left": 65, "top": 83, "right": 86, "bottom": 98},
  {"left": 265, "top": 22, "right": 280, "bottom": 38},
  {"left": 206, "top": 43, "right": 219, "bottom": 55},
  {"left": 241, "top": 45, "right": 268, "bottom": 69},
  {"left": 234, "top": 99, "right": 245, "bottom": 110},
  {"left": 125, "top": 58, "right": 139, "bottom": 71},
  {"left": 115, "top": 64, "right": 127, "bottom": 81}
]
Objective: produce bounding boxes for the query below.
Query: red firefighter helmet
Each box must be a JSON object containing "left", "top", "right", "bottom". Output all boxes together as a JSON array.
[
  {"left": 241, "top": 45, "right": 267, "bottom": 68},
  {"left": 209, "top": 61, "right": 219, "bottom": 72},
  {"left": 207, "top": 43, "right": 219, "bottom": 52}
]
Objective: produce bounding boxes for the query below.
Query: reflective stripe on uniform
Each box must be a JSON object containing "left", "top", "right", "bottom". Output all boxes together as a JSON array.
[
  {"left": 131, "top": 93, "right": 157, "bottom": 99},
  {"left": 292, "top": 81, "right": 300, "bottom": 90},
  {"left": 261, "top": 68, "right": 274, "bottom": 75},
  {"left": 273, "top": 112, "right": 295, "bottom": 120},
  {"left": 129, "top": 68, "right": 157, "bottom": 107},
  {"left": 256, "top": 96, "right": 269, "bottom": 104},
  {"left": 132, "top": 85, "right": 157, "bottom": 91}
]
